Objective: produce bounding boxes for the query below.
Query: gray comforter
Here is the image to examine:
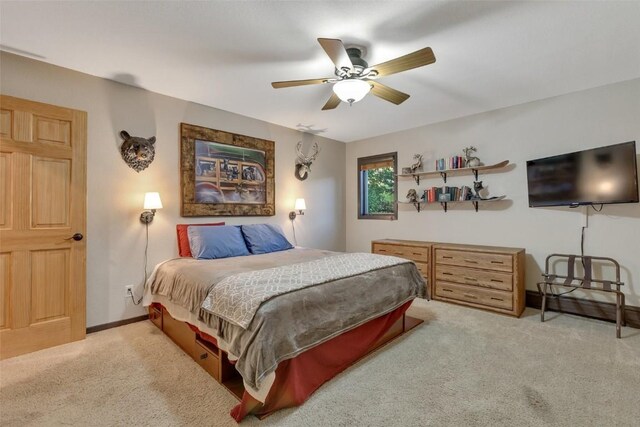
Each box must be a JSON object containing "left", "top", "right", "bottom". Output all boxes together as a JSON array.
[{"left": 148, "top": 248, "right": 425, "bottom": 391}]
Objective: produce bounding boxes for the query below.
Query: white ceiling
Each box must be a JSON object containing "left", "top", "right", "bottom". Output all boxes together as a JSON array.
[{"left": 1, "top": 1, "right": 639, "bottom": 142}]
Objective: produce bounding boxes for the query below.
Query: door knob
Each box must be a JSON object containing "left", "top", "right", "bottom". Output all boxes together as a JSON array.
[{"left": 66, "top": 233, "right": 84, "bottom": 241}]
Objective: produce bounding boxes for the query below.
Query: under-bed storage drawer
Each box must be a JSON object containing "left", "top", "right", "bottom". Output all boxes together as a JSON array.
[
  {"left": 162, "top": 308, "right": 195, "bottom": 357},
  {"left": 156, "top": 305, "right": 243, "bottom": 389},
  {"left": 149, "top": 305, "right": 162, "bottom": 329},
  {"left": 194, "top": 338, "right": 221, "bottom": 381},
  {"left": 435, "top": 281, "right": 513, "bottom": 311}
]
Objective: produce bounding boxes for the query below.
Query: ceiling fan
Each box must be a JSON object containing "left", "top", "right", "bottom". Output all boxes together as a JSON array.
[{"left": 271, "top": 38, "right": 436, "bottom": 110}]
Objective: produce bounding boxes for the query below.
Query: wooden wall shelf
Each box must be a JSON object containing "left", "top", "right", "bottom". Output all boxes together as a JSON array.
[
  {"left": 397, "top": 159, "right": 510, "bottom": 212},
  {"left": 398, "top": 160, "right": 510, "bottom": 184},
  {"left": 398, "top": 196, "right": 507, "bottom": 212}
]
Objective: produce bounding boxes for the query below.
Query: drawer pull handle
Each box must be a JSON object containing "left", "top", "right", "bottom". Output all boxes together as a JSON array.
[
  {"left": 491, "top": 261, "right": 504, "bottom": 264},
  {"left": 200, "top": 353, "right": 208, "bottom": 360},
  {"left": 464, "top": 277, "right": 477, "bottom": 282},
  {"left": 463, "top": 293, "right": 478, "bottom": 299},
  {"left": 395, "top": 252, "right": 404, "bottom": 255},
  {"left": 443, "top": 256, "right": 453, "bottom": 259},
  {"left": 442, "top": 288, "right": 453, "bottom": 293},
  {"left": 412, "top": 252, "right": 422, "bottom": 256},
  {"left": 442, "top": 272, "right": 453, "bottom": 276},
  {"left": 490, "top": 279, "right": 503, "bottom": 283},
  {"left": 490, "top": 297, "right": 504, "bottom": 302},
  {"left": 464, "top": 259, "right": 478, "bottom": 264}
]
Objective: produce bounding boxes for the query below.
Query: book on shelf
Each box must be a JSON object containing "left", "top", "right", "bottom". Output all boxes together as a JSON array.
[
  {"left": 423, "top": 185, "right": 473, "bottom": 203},
  {"left": 435, "top": 156, "right": 466, "bottom": 171}
]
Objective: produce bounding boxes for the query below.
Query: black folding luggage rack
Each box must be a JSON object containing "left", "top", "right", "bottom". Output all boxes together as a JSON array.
[{"left": 537, "top": 254, "right": 626, "bottom": 338}]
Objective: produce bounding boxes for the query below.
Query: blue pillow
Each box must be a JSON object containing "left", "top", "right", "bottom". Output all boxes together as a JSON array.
[
  {"left": 187, "top": 225, "right": 250, "bottom": 259},
  {"left": 241, "top": 224, "right": 294, "bottom": 255}
]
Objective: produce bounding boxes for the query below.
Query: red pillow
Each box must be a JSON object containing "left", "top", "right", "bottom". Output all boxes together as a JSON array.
[{"left": 176, "top": 222, "right": 225, "bottom": 257}]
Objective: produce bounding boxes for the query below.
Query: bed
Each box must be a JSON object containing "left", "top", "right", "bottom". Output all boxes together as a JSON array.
[{"left": 143, "top": 231, "right": 426, "bottom": 421}]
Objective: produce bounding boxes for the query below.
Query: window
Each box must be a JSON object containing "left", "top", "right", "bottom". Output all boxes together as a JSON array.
[{"left": 358, "top": 152, "right": 397, "bottom": 220}]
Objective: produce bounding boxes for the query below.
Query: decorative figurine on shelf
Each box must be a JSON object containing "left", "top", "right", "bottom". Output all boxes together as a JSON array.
[
  {"left": 410, "top": 154, "right": 423, "bottom": 173},
  {"left": 472, "top": 181, "right": 484, "bottom": 199},
  {"left": 406, "top": 189, "right": 418, "bottom": 203},
  {"left": 463, "top": 146, "right": 481, "bottom": 168}
]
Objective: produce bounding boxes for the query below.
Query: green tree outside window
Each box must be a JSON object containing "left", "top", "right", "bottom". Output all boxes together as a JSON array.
[
  {"left": 366, "top": 167, "right": 395, "bottom": 214},
  {"left": 358, "top": 152, "right": 397, "bottom": 220}
]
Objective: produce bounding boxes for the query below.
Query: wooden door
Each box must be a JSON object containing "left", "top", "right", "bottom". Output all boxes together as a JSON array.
[{"left": 0, "top": 95, "right": 86, "bottom": 359}]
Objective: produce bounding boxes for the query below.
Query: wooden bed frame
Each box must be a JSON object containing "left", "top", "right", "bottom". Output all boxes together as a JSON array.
[{"left": 148, "top": 304, "right": 423, "bottom": 401}]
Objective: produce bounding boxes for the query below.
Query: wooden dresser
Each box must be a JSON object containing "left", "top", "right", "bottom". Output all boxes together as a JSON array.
[
  {"left": 371, "top": 239, "right": 434, "bottom": 296},
  {"left": 372, "top": 239, "right": 525, "bottom": 317}
]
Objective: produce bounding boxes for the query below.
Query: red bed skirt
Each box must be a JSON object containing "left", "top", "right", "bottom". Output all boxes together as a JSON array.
[{"left": 227, "top": 300, "right": 413, "bottom": 421}]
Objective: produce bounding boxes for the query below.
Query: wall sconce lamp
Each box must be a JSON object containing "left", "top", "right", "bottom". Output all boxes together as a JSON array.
[
  {"left": 289, "top": 198, "right": 306, "bottom": 220},
  {"left": 140, "top": 192, "right": 163, "bottom": 224}
]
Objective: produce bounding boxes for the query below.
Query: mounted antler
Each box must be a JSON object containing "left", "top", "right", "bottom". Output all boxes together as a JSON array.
[
  {"left": 295, "top": 141, "right": 320, "bottom": 164},
  {"left": 294, "top": 141, "right": 321, "bottom": 181}
]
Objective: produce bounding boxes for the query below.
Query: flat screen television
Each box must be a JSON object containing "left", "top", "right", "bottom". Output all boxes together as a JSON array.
[{"left": 527, "top": 141, "right": 639, "bottom": 207}]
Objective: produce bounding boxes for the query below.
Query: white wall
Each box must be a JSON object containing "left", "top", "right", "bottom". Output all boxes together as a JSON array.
[
  {"left": 1, "top": 52, "right": 346, "bottom": 327},
  {"left": 346, "top": 79, "right": 640, "bottom": 307}
]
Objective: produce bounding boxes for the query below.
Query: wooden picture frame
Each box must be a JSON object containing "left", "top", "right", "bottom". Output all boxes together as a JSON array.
[{"left": 180, "top": 123, "right": 275, "bottom": 216}]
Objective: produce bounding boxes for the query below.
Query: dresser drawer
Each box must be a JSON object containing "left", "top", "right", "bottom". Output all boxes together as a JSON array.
[
  {"left": 435, "top": 264, "right": 513, "bottom": 291},
  {"left": 415, "top": 262, "right": 430, "bottom": 279},
  {"left": 435, "top": 281, "right": 513, "bottom": 311},
  {"left": 194, "top": 338, "right": 220, "bottom": 381},
  {"left": 435, "top": 249, "right": 512, "bottom": 272},
  {"left": 373, "top": 244, "right": 430, "bottom": 263}
]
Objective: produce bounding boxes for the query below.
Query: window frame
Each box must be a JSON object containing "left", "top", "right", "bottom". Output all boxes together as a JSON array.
[{"left": 357, "top": 152, "right": 398, "bottom": 220}]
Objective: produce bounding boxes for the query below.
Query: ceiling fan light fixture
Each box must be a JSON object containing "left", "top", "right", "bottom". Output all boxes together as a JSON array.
[{"left": 332, "top": 79, "right": 371, "bottom": 105}]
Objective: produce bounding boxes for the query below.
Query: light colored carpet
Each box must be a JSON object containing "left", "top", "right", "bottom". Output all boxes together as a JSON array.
[{"left": 1, "top": 300, "right": 639, "bottom": 426}]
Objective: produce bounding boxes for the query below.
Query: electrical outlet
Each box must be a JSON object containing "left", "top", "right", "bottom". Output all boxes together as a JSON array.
[{"left": 125, "top": 285, "right": 134, "bottom": 299}]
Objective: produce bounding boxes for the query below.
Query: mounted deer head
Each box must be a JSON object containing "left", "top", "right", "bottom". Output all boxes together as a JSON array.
[{"left": 294, "top": 141, "right": 320, "bottom": 181}]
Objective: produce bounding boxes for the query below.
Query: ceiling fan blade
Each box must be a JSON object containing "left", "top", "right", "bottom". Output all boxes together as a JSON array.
[
  {"left": 369, "top": 47, "right": 435, "bottom": 77},
  {"left": 369, "top": 82, "right": 410, "bottom": 105},
  {"left": 271, "top": 78, "right": 332, "bottom": 89},
  {"left": 318, "top": 38, "right": 353, "bottom": 72},
  {"left": 321, "top": 93, "right": 341, "bottom": 111}
]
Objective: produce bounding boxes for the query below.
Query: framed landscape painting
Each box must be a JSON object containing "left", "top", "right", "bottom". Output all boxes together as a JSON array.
[{"left": 180, "top": 123, "right": 275, "bottom": 216}]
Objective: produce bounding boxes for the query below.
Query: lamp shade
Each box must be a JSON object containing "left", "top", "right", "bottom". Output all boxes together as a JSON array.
[
  {"left": 332, "top": 79, "right": 371, "bottom": 104},
  {"left": 143, "top": 192, "right": 163, "bottom": 210},
  {"left": 294, "top": 198, "right": 306, "bottom": 211}
]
